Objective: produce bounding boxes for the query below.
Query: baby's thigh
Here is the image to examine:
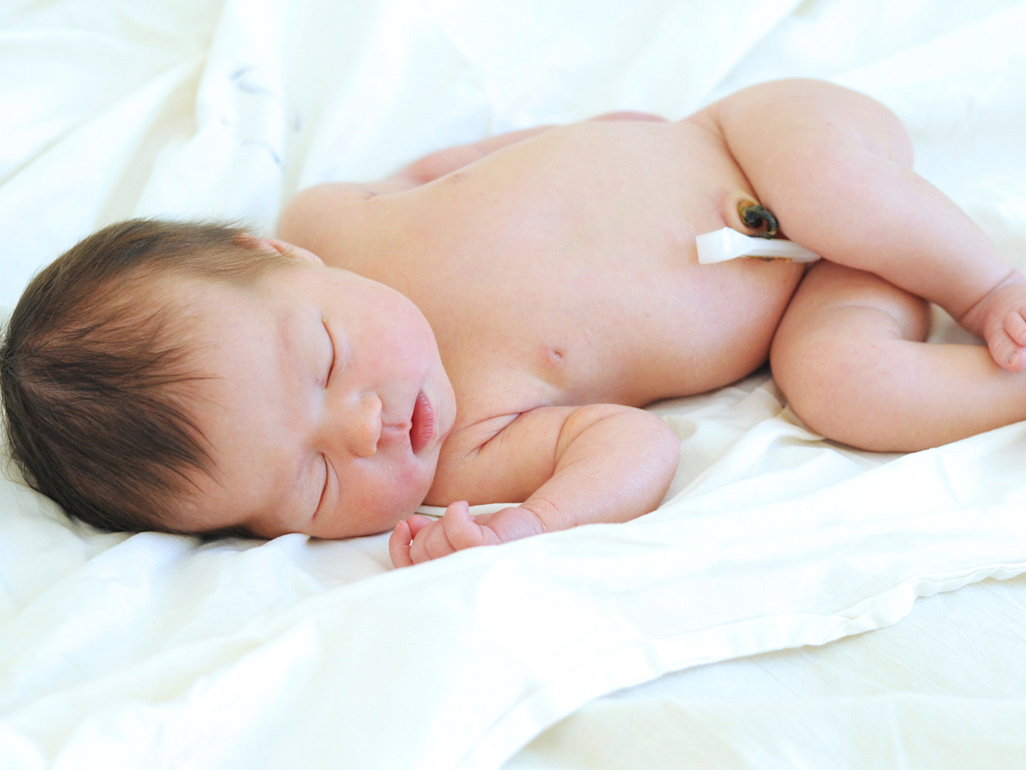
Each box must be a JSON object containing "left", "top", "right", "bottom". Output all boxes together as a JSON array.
[
  {"left": 769, "top": 261, "right": 930, "bottom": 408},
  {"left": 775, "top": 261, "right": 929, "bottom": 350}
]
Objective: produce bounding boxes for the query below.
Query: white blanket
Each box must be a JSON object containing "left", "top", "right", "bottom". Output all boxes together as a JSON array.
[{"left": 3, "top": 1, "right": 1026, "bottom": 768}]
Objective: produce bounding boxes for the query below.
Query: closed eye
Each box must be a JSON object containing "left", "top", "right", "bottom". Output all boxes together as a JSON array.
[
  {"left": 315, "top": 319, "right": 337, "bottom": 520},
  {"left": 313, "top": 453, "right": 330, "bottom": 520},
  {"left": 322, "top": 318, "right": 335, "bottom": 386}
]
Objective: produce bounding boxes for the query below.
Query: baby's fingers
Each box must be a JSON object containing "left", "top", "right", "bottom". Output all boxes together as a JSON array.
[
  {"left": 405, "top": 513, "right": 437, "bottom": 538},
  {"left": 441, "top": 501, "right": 486, "bottom": 550},
  {"left": 389, "top": 514, "right": 437, "bottom": 568},
  {"left": 442, "top": 501, "right": 506, "bottom": 550},
  {"left": 407, "top": 514, "right": 465, "bottom": 564},
  {"left": 388, "top": 519, "right": 415, "bottom": 568},
  {"left": 396, "top": 504, "right": 504, "bottom": 565}
]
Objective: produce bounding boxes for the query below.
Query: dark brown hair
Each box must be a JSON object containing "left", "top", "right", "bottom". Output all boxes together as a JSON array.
[{"left": 0, "top": 218, "right": 294, "bottom": 534}]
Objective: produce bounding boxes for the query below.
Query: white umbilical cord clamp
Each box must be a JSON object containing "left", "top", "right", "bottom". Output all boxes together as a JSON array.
[{"left": 696, "top": 200, "right": 821, "bottom": 264}]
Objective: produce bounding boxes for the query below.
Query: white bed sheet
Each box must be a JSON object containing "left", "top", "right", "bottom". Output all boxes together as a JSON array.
[
  {"left": 2, "top": 1, "right": 1026, "bottom": 768},
  {"left": 512, "top": 576, "right": 1026, "bottom": 769}
]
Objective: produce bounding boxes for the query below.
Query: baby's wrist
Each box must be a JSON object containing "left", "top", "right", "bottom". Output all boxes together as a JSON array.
[{"left": 483, "top": 505, "right": 548, "bottom": 543}]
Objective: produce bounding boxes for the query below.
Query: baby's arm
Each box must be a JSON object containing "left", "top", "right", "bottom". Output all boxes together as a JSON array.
[
  {"left": 707, "top": 79, "right": 1026, "bottom": 371},
  {"left": 388, "top": 404, "right": 680, "bottom": 567}
]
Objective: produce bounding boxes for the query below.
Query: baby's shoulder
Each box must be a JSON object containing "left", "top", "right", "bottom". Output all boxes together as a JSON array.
[
  {"left": 278, "top": 183, "right": 371, "bottom": 239},
  {"left": 277, "top": 182, "right": 394, "bottom": 270}
]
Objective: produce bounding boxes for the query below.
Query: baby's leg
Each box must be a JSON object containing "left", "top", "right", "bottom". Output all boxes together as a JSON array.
[
  {"left": 711, "top": 79, "right": 1026, "bottom": 372},
  {"left": 771, "top": 261, "right": 1026, "bottom": 452}
]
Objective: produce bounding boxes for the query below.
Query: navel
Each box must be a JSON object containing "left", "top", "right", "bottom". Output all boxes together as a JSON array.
[
  {"left": 721, "top": 191, "right": 782, "bottom": 239},
  {"left": 737, "top": 200, "right": 779, "bottom": 238}
]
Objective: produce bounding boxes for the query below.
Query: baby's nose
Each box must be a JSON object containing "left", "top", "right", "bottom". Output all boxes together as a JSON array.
[{"left": 339, "top": 392, "right": 382, "bottom": 457}]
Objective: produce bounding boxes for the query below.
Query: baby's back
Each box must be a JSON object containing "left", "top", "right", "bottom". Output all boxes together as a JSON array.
[{"left": 282, "top": 117, "right": 805, "bottom": 424}]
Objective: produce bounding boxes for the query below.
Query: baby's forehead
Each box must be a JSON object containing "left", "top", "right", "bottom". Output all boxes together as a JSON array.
[{"left": 148, "top": 270, "right": 273, "bottom": 332}]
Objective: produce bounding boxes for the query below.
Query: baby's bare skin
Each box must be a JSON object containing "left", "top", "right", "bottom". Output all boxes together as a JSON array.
[
  {"left": 268, "top": 79, "right": 1026, "bottom": 566},
  {"left": 278, "top": 114, "right": 803, "bottom": 562},
  {"left": 284, "top": 118, "right": 803, "bottom": 424}
]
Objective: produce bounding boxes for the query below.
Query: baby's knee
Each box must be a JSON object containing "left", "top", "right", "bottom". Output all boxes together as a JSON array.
[
  {"left": 771, "top": 329, "right": 851, "bottom": 438},
  {"left": 828, "top": 82, "right": 913, "bottom": 166},
  {"left": 770, "top": 323, "right": 911, "bottom": 451},
  {"left": 777, "top": 79, "right": 914, "bottom": 166}
]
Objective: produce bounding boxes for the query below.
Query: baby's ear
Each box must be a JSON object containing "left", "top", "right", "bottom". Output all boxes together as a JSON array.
[{"left": 233, "top": 234, "right": 322, "bottom": 265}]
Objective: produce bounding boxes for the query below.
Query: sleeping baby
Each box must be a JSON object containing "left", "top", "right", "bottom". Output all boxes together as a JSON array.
[{"left": 4, "top": 79, "right": 1026, "bottom": 568}]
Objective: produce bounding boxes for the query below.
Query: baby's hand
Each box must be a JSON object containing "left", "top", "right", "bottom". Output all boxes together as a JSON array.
[{"left": 388, "top": 501, "right": 544, "bottom": 567}]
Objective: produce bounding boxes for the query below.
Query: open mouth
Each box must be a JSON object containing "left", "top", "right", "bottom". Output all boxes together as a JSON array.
[{"left": 409, "top": 390, "right": 436, "bottom": 454}]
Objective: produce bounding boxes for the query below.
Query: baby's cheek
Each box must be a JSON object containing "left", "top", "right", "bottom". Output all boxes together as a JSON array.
[{"left": 391, "top": 463, "right": 438, "bottom": 517}]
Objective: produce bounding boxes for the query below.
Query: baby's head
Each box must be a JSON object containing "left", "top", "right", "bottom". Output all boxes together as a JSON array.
[
  {"left": 1, "top": 218, "right": 454, "bottom": 540},
  {"left": 0, "top": 219, "right": 294, "bottom": 535}
]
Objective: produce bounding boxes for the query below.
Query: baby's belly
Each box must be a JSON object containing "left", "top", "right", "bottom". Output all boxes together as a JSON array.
[
  {"left": 643, "top": 259, "right": 803, "bottom": 402},
  {"left": 537, "top": 257, "right": 806, "bottom": 407},
  {"left": 411, "top": 118, "right": 807, "bottom": 406},
  {"left": 526, "top": 123, "right": 807, "bottom": 402}
]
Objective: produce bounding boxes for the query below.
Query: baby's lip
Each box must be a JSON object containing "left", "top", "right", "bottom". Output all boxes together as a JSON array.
[{"left": 409, "top": 390, "right": 436, "bottom": 454}]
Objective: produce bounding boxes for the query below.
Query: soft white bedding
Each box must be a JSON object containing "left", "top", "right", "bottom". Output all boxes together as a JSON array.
[{"left": 3, "top": 1, "right": 1026, "bottom": 768}]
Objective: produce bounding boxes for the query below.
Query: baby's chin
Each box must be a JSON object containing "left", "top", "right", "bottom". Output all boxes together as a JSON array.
[{"left": 355, "top": 485, "right": 439, "bottom": 539}]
